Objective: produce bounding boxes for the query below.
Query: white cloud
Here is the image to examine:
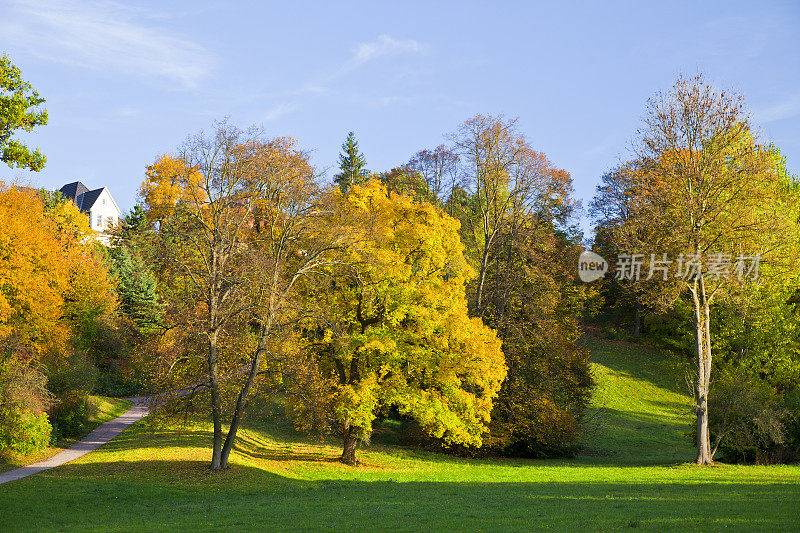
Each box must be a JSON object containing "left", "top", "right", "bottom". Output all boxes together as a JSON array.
[
  {"left": 334, "top": 34, "right": 426, "bottom": 79},
  {"left": 753, "top": 93, "right": 800, "bottom": 124},
  {"left": 259, "top": 35, "right": 427, "bottom": 121},
  {"left": 0, "top": 0, "right": 215, "bottom": 88},
  {"left": 264, "top": 102, "right": 300, "bottom": 122}
]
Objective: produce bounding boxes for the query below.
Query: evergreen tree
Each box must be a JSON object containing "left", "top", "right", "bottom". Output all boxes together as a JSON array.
[
  {"left": 334, "top": 131, "right": 368, "bottom": 193},
  {"left": 109, "top": 245, "right": 162, "bottom": 330}
]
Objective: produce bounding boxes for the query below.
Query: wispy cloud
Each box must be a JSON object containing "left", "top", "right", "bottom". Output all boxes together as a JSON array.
[
  {"left": 753, "top": 93, "right": 800, "bottom": 124},
  {"left": 263, "top": 34, "right": 427, "bottom": 120},
  {"left": 334, "top": 34, "right": 425, "bottom": 78},
  {"left": 264, "top": 102, "right": 300, "bottom": 122},
  {"left": 0, "top": 0, "right": 215, "bottom": 88}
]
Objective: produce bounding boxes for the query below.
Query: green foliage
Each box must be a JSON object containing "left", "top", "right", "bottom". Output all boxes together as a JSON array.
[
  {"left": 0, "top": 410, "right": 51, "bottom": 456},
  {"left": 709, "top": 369, "right": 792, "bottom": 464},
  {"left": 0, "top": 55, "right": 48, "bottom": 171},
  {"left": 334, "top": 131, "right": 368, "bottom": 193},
  {"left": 0, "top": 340, "right": 53, "bottom": 457},
  {"left": 109, "top": 245, "right": 163, "bottom": 330},
  {"left": 47, "top": 354, "right": 98, "bottom": 438}
]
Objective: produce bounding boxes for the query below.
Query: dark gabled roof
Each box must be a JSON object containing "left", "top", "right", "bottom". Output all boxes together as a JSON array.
[
  {"left": 59, "top": 181, "right": 105, "bottom": 213},
  {"left": 79, "top": 188, "right": 103, "bottom": 211},
  {"left": 60, "top": 181, "right": 90, "bottom": 203}
]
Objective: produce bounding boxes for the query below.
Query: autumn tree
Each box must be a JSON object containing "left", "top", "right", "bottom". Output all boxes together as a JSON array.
[
  {"left": 334, "top": 131, "right": 368, "bottom": 193},
  {"left": 295, "top": 181, "right": 506, "bottom": 465},
  {"left": 0, "top": 184, "right": 117, "bottom": 455},
  {"left": 597, "top": 74, "right": 800, "bottom": 464},
  {"left": 407, "top": 145, "right": 460, "bottom": 206},
  {"left": 0, "top": 56, "right": 48, "bottom": 171},
  {"left": 139, "top": 154, "right": 206, "bottom": 225},
  {"left": 144, "top": 122, "right": 343, "bottom": 470},
  {"left": 449, "top": 115, "right": 574, "bottom": 316}
]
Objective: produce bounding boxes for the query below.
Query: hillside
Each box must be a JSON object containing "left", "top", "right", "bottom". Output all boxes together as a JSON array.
[{"left": 580, "top": 337, "right": 695, "bottom": 464}]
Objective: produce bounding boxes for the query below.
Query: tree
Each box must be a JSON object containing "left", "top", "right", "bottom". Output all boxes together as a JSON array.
[
  {"left": 449, "top": 115, "right": 574, "bottom": 316},
  {"left": 145, "top": 122, "right": 341, "bottom": 470},
  {"left": 334, "top": 132, "right": 368, "bottom": 193},
  {"left": 0, "top": 56, "right": 48, "bottom": 171},
  {"left": 407, "top": 145, "right": 460, "bottom": 206},
  {"left": 108, "top": 245, "right": 162, "bottom": 330},
  {"left": 597, "top": 74, "right": 800, "bottom": 464},
  {"left": 0, "top": 185, "right": 70, "bottom": 355},
  {"left": 295, "top": 181, "right": 507, "bottom": 465},
  {"left": 139, "top": 154, "right": 206, "bottom": 225}
]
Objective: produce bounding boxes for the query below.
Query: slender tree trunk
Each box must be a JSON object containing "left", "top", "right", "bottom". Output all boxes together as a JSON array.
[
  {"left": 692, "top": 275, "right": 713, "bottom": 465},
  {"left": 219, "top": 321, "right": 270, "bottom": 468},
  {"left": 475, "top": 236, "right": 491, "bottom": 315},
  {"left": 341, "top": 418, "right": 360, "bottom": 466},
  {"left": 209, "top": 328, "right": 224, "bottom": 470}
]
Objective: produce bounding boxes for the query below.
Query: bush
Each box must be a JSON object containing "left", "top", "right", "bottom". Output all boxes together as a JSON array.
[
  {"left": 0, "top": 410, "right": 51, "bottom": 456},
  {"left": 0, "top": 343, "right": 54, "bottom": 457},
  {"left": 709, "top": 369, "right": 789, "bottom": 464},
  {"left": 47, "top": 353, "right": 98, "bottom": 439}
]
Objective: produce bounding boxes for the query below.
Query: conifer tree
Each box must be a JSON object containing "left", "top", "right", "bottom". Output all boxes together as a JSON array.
[{"left": 334, "top": 131, "right": 368, "bottom": 193}]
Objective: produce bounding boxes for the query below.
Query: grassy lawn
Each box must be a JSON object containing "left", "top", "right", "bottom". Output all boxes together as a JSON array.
[
  {"left": 1, "top": 342, "right": 798, "bottom": 531},
  {"left": 0, "top": 395, "right": 131, "bottom": 474}
]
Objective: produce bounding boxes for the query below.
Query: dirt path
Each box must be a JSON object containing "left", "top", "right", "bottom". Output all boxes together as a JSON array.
[{"left": 0, "top": 398, "right": 150, "bottom": 485}]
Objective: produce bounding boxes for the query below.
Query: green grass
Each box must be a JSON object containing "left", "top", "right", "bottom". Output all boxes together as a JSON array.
[
  {"left": 1, "top": 341, "right": 799, "bottom": 531},
  {"left": 0, "top": 395, "right": 131, "bottom": 473},
  {"left": 580, "top": 337, "right": 695, "bottom": 464}
]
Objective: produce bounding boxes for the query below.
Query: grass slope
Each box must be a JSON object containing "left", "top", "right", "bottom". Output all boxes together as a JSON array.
[
  {"left": 581, "top": 337, "right": 695, "bottom": 464},
  {"left": 1, "top": 342, "right": 798, "bottom": 532}
]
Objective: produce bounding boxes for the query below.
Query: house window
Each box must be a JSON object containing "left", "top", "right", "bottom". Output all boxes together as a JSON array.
[{"left": 97, "top": 215, "right": 102, "bottom": 227}]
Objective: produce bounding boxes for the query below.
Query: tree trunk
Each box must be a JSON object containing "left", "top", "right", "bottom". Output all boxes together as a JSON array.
[
  {"left": 209, "top": 329, "right": 224, "bottom": 470},
  {"left": 475, "top": 239, "right": 491, "bottom": 316},
  {"left": 692, "top": 275, "right": 713, "bottom": 465},
  {"left": 219, "top": 321, "right": 269, "bottom": 468},
  {"left": 340, "top": 419, "right": 360, "bottom": 466}
]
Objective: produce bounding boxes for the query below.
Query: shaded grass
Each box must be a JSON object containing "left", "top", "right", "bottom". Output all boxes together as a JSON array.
[
  {"left": 2, "top": 340, "right": 799, "bottom": 531},
  {"left": 1, "top": 419, "right": 799, "bottom": 531}
]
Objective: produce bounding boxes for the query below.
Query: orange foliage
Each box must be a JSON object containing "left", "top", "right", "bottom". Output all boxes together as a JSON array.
[{"left": 0, "top": 183, "right": 116, "bottom": 364}]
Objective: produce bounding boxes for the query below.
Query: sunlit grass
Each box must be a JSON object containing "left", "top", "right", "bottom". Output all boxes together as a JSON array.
[{"left": 2, "top": 342, "right": 799, "bottom": 531}]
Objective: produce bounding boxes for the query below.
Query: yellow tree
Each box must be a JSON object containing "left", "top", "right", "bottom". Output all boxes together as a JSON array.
[
  {"left": 297, "top": 181, "right": 507, "bottom": 465},
  {"left": 139, "top": 154, "right": 205, "bottom": 224}
]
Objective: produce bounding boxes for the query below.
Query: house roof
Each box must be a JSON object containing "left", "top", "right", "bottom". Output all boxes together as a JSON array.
[
  {"left": 60, "top": 181, "right": 90, "bottom": 203},
  {"left": 59, "top": 181, "right": 109, "bottom": 213}
]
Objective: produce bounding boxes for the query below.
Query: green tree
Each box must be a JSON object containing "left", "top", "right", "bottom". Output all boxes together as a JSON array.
[
  {"left": 0, "top": 56, "right": 48, "bottom": 171},
  {"left": 334, "top": 131, "right": 368, "bottom": 193},
  {"left": 109, "top": 245, "right": 162, "bottom": 330}
]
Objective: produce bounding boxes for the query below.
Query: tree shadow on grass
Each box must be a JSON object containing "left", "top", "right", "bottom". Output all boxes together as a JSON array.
[{"left": 1, "top": 459, "right": 799, "bottom": 532}]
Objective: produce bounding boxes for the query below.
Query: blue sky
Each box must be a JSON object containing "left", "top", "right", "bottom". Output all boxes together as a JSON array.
[{"left": 2, "top": 0, "right": 799, "bottom": 235}]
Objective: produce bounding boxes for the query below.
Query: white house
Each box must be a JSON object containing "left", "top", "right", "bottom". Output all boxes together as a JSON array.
[{"left": 59, "top": 181, "right": 122, "bottom": 244}]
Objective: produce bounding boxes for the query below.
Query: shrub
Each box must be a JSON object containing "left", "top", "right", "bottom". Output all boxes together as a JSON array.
[
  {"left": 709, "top": 369, "right": 788, "bottom": 464},
  {"left": 0, "top": 410, "right": 51, "bottom": 456},
  {"left": 0, "top": 342, "right": 54, "bottom": 457},
  {"left": 47, "top": 353, "right": 98, "bottom": 438}
]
